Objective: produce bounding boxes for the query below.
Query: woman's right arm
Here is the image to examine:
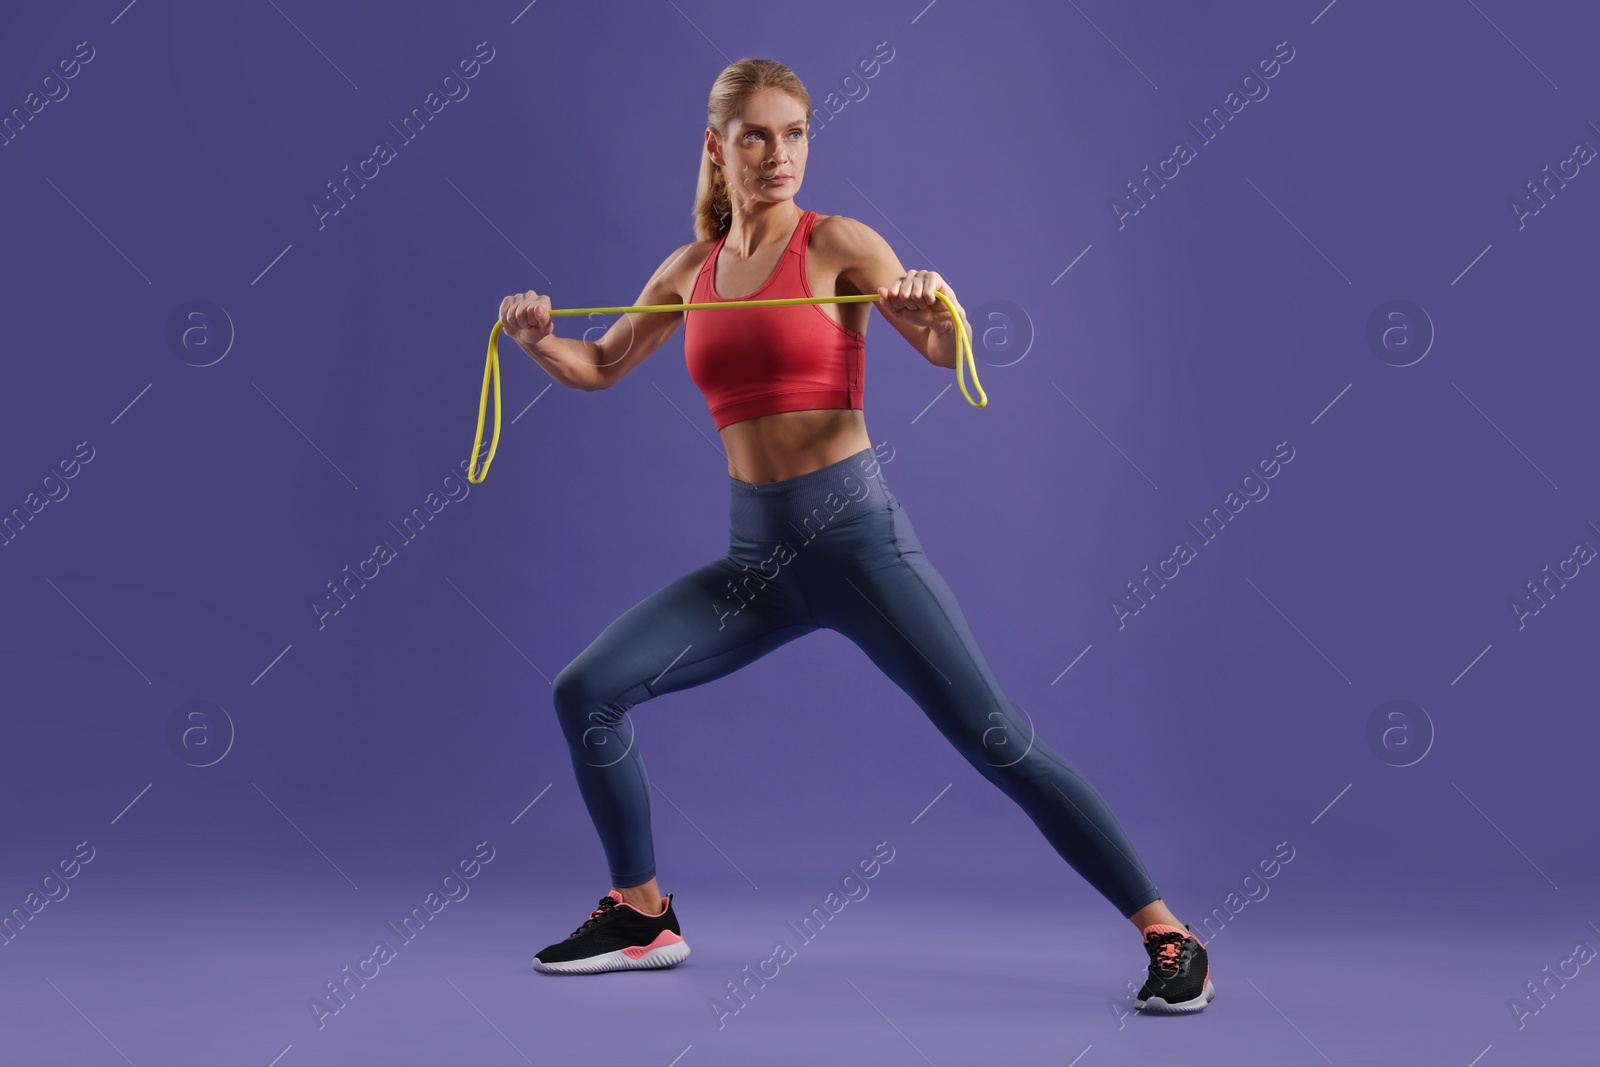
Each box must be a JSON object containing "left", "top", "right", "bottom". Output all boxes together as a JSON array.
[{"left": 499, "top": 240, "right": 702, "bottom": 392}]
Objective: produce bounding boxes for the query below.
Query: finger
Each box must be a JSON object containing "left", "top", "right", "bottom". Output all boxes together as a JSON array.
[
  {"left": 918, "top": 271, "right": 934, "bottom": 307},
  {"left": 905, "top": 270, "right": 924, "bottom": 308}
]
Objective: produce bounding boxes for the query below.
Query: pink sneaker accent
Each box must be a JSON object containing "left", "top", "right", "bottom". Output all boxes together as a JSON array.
[
  {"left": 621, "top": 929, "right": 685, "bottom": 959},
  {"left": 1141, "top": 923, "right": 1204, "bottom": 945},
  {"left": 1142, "top": 923, "right": 1210, "bottom": 982},
  {"left": 610, "top": 890, "right": 671, "bottom": 916}
]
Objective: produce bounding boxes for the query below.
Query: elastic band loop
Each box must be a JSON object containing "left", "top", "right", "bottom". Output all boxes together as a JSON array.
[
  {"left": 466, "top": 320, "right": 503, "bottom": 484},
  {"left": 470, "top": 291, "right": 984, "bottom": 483}
]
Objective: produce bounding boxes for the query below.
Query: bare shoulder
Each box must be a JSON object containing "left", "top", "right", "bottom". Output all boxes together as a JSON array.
[
  {"left": 647, "top": 237, "right": 716, "bottom": 303},
  {"left": 809, "top": 213, "right": 902, "bottom": 296},
  {"left": 810, "top": 213, "right": 886, "bottom": 258}
]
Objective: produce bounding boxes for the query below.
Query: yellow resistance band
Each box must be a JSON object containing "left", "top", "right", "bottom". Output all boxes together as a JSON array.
[{"left": 467, "top": 288, "right": 984, "bottom": 483}]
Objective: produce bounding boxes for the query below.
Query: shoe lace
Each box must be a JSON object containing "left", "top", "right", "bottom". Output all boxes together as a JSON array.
[
  {"left": 1146, "top": 931, "right": 1190, "bottom": 977},
  {"left": 567, "top": 895, "right": 619, "bottom": 940}
]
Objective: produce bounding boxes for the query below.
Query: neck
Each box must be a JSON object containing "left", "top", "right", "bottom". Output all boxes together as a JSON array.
[{"left": 724, "top": 201, "right": 801, "bottom": 255}]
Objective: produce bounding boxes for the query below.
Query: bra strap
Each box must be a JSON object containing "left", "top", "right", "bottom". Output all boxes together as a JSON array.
[{"left": 785, "top": 210, "right": 816, "bottom": 257}]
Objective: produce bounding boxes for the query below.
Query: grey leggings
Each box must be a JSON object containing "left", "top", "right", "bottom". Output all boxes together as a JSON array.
[{"left": 551, "top": 446, "right": 1162, "bottom": 918}]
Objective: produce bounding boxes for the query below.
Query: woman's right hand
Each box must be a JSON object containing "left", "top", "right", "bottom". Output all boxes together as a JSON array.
[{"left": 499, "top": 289, "right": 555, "bottom": 351}]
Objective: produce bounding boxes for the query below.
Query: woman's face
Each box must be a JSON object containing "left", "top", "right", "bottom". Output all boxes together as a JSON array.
[{"left": 710, "top": 89, "right": 809, "bottom": 210}]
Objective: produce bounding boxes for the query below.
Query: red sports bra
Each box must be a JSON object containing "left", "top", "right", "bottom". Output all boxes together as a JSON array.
[{"left": 683, "top": 210, "right": 865, "bottom": 431}]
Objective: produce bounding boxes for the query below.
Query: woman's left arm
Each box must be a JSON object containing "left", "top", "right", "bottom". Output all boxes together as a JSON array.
[{"left": 824, "top": 215, "right": 972, "bottom": 370}]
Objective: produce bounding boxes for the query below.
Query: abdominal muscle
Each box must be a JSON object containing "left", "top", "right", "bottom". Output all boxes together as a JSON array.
[{"left": 720, "top": 407, "right": 872, "bottom": 485}]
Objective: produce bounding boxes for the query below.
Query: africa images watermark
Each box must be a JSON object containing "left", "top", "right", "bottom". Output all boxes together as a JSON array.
[
  {"left": 1110, "top": 39, "right": 1298, "bottom": 229},
  {"left": 1110, "top": 440, "right": 1297, "bottom": 629},
  {"left": 0, "top": 841, "right": 97, "bottom": 949},
  {"left": 1, "top": 441, "right": 97, "bottom": 549},
  {"left": 311, "top": 41, "right": 497, "bottom": 230},
  {"left": 307, "top": 840, "right": 496, "bottom": 1030},
  {"left": 0, "top": 39, "right": 97, "bottom": 150},
  {"left": 1109, "top": 839, "right": 1295, "bottom": 1030},
  {"left": 713, "top": 440, "right": 897, "bottom": 630},
  {"left": 806, "top": 39, "right": 896, "bottom": 141},
  {"left": 310, "top": 450, "right": 488, "bottom": 630},
  {"left": 1508, "top": 520, "right": 1598, "bottom": 630},
  {"left": 1508, "top": 921, "right": 1600, "bottom": 1031},
  {"left": 708, "top": 840, "right": 896, "bottom": 1029},
  {"left": 1509, "top": 128, "right": 1595, "bottom": 231},
  {"left": 1190, "top": 839, "right": 1296, "bottom": 944}
]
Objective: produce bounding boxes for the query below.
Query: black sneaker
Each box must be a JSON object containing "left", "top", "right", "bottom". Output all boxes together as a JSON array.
[
  {"left": 532, "top": 889, "right": 690, "bottom": 974},
  {"left": 1133, "top": 923, "right": 1214, "bottom": 1013}
]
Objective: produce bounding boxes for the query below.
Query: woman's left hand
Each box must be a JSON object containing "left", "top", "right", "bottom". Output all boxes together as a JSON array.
[{"left": 877, "top": 270, "right": 964, "bottom": 334}]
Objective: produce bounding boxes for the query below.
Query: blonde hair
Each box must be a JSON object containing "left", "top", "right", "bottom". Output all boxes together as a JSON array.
[{"left": 692, "top": 59, "right": 812, "bottom": 243}]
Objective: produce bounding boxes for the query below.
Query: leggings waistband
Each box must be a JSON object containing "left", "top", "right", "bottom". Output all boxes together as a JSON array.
[{"left": 728, "top": 446, "right": 895, "bottom": 542}]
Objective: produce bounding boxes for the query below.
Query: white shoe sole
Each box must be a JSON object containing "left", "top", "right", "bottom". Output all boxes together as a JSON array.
[
  {"left": 533, "top": 939, "right": 691, "bottom": 974},
  {"left": 1134, "top": 976, "right": 1216, "bottom": 1013}
]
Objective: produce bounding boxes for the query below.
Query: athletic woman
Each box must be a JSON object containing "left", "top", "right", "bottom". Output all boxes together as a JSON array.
[{"left": 501, "top": 58, "right": 1213, "bottom": 1013}]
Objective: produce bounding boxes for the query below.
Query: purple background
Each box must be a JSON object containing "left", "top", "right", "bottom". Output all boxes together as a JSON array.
[{"left": 2, "top": 1, "right": 1595, "bottom": 1064}]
